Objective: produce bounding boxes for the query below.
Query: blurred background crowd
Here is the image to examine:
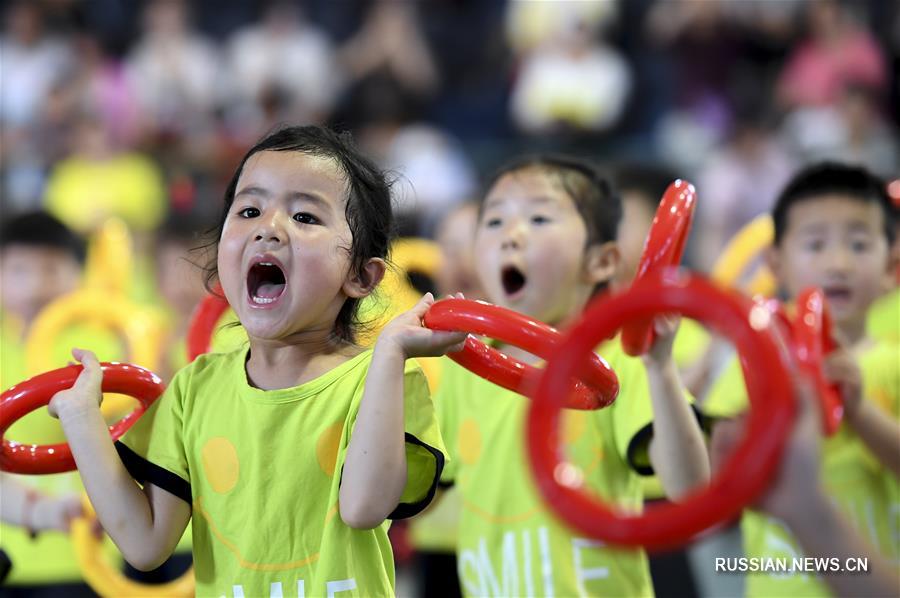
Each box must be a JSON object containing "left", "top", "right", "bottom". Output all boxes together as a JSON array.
[{"left": 2, "top": 0, "right": 898, "bottom": 266}]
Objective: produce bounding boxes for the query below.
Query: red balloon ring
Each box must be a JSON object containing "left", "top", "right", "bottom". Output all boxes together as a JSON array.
[
  {"left": 789, "top": 288, "right": 842, "bottom": 435},
  {"left": 186, "top": 285, "right": 229, "bottom": 362},
  {"left": 1, "top": 363, "right": 165, "bottom": 475},
  {"left": 621, "top": 180, "right": 697, "bottom": 356},
  {"left": 527, "top": 270, "right": 795, "bottom": 551},
  {"left": 424, "top": 298, "right": 619, "bottom": 410}
]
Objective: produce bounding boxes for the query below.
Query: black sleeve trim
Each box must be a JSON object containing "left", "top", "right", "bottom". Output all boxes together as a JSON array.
[
  {"left": 626, "top": 405, "right": 714, "bottom": 476},
  {"left": 437, "top": 479, "right": 455, "bottom": 489},
  {"left": 115, "top": 441, "right": 192, "bottom": 505},
  {"left": 388, "top": 433, "right": 445, "bottom": 520}
]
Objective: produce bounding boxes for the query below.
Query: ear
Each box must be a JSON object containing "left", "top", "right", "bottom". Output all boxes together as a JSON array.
[
  {"left": 343, "top": 257, "right": 386, "bottom": 299},
  {"left": 764, "top": 244, "right": 782, "bottom": 281},
  {"left": 582, "top": 241, "right": 620, "bottom": 288}
]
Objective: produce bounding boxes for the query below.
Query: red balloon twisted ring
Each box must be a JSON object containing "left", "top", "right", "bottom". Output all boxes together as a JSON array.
[
  {"left": 527, "top": 270, "right": 795, "bottom": 551},
  {"left": 424, "top": 298, "right": 619, "bottom": 410},
  {"left": 1, "top": 363, "right": 165, "bottom": 474},
  {"left": 621, "top": 180, "right": 697, "bottom": 356}
]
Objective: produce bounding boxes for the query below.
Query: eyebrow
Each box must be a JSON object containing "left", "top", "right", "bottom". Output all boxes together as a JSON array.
[
  {"left": 483, "top": 195, "right": 556, "bottom": 211},
  {"left": 234, "top": 186, "right": 333, "bottom": 211}
]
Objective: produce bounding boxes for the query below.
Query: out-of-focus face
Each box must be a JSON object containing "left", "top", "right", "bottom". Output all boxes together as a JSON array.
[
  {"left": 474, "top": 168, "right": 599, "bottom": 326},
  {"left": 157, "top": 239, "right": 207, "bottom": 322},
  {"left": 435, "top": 203, "right": 484, "bottom": 300},
  {"left": 217, "top": 150, "right": 356, "bottom": 341},
  {"left": 771, "top": 194, "right": 892, "bottom": 328},
  {"left": 614, "top": 192, "right": 656, "bottom": 286},
  {"left": 0, "top": 246, "right": 81, "bottom": 325}
]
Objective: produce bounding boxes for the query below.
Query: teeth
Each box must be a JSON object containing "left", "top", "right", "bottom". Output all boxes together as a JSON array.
[{"left": 252, "top": 296, "right": 277, "bottom": 305}]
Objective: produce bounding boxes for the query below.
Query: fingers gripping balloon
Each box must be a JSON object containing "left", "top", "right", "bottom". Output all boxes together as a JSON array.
[
  {"left": 527, "top": 270, "right": 796, "bottom": 551},
  {"left": 620, "top": 180, "right": 697, "bottom": 356},
  {"left": 0, "top": 364, "right": 164, "bottom": 474},
  {"left": 423, "top": 298, "right": 619, "bottom": 410}
]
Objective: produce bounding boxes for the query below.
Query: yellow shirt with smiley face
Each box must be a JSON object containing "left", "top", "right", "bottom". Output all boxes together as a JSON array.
[
  {"left": 436, "top": 339, "right": 660, "bottom": 598},
  {"left": 117, "top": 347, "right": 446, "bottom": 598}
]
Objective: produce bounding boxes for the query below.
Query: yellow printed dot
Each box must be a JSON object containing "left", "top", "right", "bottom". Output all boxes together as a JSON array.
[
  {"left": 201, "top": 437, "right": 240, "bottom": 494},
  {"left": 458, "top": 418, "right": 482, "bottom": 465},
  {"left": 562, "top": 411, "right": 587, "bottom": 444},
  {"left": 316, "top": 421, "right": 345, "bottom": 477}
]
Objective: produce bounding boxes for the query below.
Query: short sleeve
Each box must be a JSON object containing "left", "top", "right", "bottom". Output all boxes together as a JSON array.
[
  {"left": 606, "top": 352, "right": 656, "bottom": 474},
  {"left": 115, "top": 366, "right": 191, "bottom": 505},
  {"left": 861, "top": 343, "right": 900, "bottom": 418},
  {"left": 608, "top": 348, "right": 707, "bottom": 475},
  {"left": 389, "top": 361, "right": 448, "bottom": 519}
]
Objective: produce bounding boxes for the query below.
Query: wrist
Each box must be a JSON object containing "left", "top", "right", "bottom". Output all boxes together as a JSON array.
[
  {"left": 56, "top": 402, "right": 102, "bottom": 429},
  {"left": 374, "top": 335, "right": 408, "bottom": 361}
]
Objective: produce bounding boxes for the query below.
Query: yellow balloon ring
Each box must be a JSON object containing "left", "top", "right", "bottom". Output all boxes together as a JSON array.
[
  {"left": 711, "top": 215, "right": 776, "bottom": 297},
  {"left": 72, "top": 497, "right": 194, "bottom": 597},
  {"left": 25, "top": 289, "right": 165, "bottom": 375}
]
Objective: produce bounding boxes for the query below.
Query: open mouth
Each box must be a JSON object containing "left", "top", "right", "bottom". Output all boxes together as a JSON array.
[
  {"left": 823, "top": 286, "right": 852, "bottom": 302},
  {"left": 247, "top": 261, "right": 287, "bottom": 306},
  {"left": 501, "top": 265, "right": 526, "bottom": 297}
]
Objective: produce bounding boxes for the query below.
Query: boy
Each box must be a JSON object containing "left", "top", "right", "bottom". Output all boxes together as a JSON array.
[
  {"left": 704, "top": 162, "right": 899, "bottom": 596},
  {"left": 0, "top": 211, "right": 99, "bottom": 594}
]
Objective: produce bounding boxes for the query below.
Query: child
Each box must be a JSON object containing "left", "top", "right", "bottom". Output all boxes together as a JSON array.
[
  {"left": 46, "top": 125, "right": 467, "bottom": 597},
  {"left": 0, "top": 210, "right": 110, "bottom": 595},
  {"left": 435, "top": 155, "right": 710, "bottom": 596},
  {"left": 712, "top": 374, "right": 900, "bottom": 598},
  {"left": 704, "top": 162, "right": 899, "bottom": 596}
]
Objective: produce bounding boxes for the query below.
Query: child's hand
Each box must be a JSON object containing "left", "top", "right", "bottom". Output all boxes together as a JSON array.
[
  {"left": 32, "top": 492, "right": 84, "bottom": 534},
  {"left": 710, "top": 375, "right": 822, "bottom": 524},
  {"left": 48, "top": 349, "right": 103, "bottom": 421},
  {"left": 822, "top": 348, "right": 863, "bottom": 418},
  {"left": 642, "top": 314, "right": 680, "bottom": 367},
  {"left": 377, "top": 293, "right": 468, "bottom": 359}
]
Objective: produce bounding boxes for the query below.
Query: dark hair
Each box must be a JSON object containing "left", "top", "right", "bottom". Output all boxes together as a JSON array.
[
  {"left": 0, "top": 210, "right": 86, "bottom": 263},
  {"left": 610, "top": 162, "right": 679, "bottom": 212},
  {"left": 205, "top": 125, "right": 394, "bottom": 344},
  {"left": 482, "top": 154, "right": 622, "bottom": 293},
  {"left": 773, "top": 162, "right": 896, "bottom": 246}
]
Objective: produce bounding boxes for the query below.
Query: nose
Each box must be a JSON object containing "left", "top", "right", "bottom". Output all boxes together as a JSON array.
[
  {"left": 253, "top": 210, "right": 288, "bottom": 245},
  {"left": 501, "top": 220, "right": 527, "bottom": 250},
  {"left": 826, "top": 245, "right": 853, "bottom": 273}
]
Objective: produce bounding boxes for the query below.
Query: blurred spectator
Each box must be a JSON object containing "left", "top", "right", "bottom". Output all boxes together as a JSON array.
[
  {"left": 339, "top": 0, "right": 439, "bottom": 102},
  {"left": 44, "top": 114, "right": 167, "bottom": 235},
  {"left": 225, "top": 1, "right": 341, "bottom": 137},
  {"left": 434, "top": 201, "right": 484, "bottom": 301},
  {"left": 125, "top": 0, "right": 221, "bottom": 140},
  {"left": 509, "top": 3, "right": 630, "bottom": 135},
  {"left": 381, "top": 125, "right": 478, "bottom": 236},
  {"left": 783, "top": 84, "right": 899, "bottom": 178},
  {"left": 777, "top": 0, "right": 887, "bottom": 109},
  {"left": 0, "top": 1, "right": 73, "bottom": 210},
  {"left": 694, "top": 103, "right": 795, "bottom": 271}
]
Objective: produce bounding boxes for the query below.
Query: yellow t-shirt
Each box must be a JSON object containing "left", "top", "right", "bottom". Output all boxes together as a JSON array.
[
  {"left": 0, "top": 311, "right": 123, "bottom": 585},
  {"left": 436, "top": 339, "right": 659, "bottom": 597},
  {"left": 867, "top": 288, "right": 899, "bottom": 345},
  {"left": 703, "top": 341, "right": 900, "bottom": 597},
  {"left": 117, "top": 347, "right": 446, "bottom": 597}
]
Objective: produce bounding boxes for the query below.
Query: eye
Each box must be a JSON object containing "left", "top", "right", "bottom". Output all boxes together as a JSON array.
[
  {"left": 804, "top": 238, "right": 825, "bottom": 252},
  {"left": 293, "top": 212, "right": 320, "bottom": 225},
  {"left": 850, "top": 238, "right": 871, "bottom": 253},
  {"left": 237, "top": 207, "right": 260, "bottom": 218},
  {"left": 484, "top": 217, "right": 502, "bottom": 228},
  {"left": 531, "top": 215, "right": 551, "bottom": 225}
]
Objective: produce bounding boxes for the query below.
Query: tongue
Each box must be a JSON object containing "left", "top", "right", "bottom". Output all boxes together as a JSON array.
[{"left": 255, "top": 282, "right": 285, "bottom": 298}]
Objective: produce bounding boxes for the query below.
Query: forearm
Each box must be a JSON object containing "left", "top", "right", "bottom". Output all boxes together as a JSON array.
[
  {"left": 845, "top": 402, "right": 900, "bottom": 478},
  {"left": 0, "top": 474, "right": 41, "bottom": 528},
  {"left": 340, "top": 341, "right": 408, "bottom": 528},
  {"left": 786, "top": 490, "right": 899, "bottom": 598},
  {"left": 646, "top": 359, "right": 711, "bottom": 499},
  {"left": 59, "top": 408, "right": 176, "bottom": 569}
]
